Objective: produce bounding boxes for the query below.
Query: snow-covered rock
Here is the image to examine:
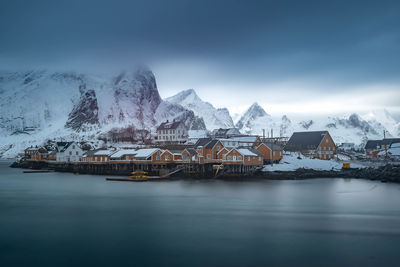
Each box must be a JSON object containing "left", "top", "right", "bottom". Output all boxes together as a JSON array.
[
  {"left": 262, "top": 153, "right": 365, "bottom": 171},
  {"left": 0, "top": 67, "right": 205, "bottom": 158},
  {"left": 166, "top": 89, "right": 234, "bottom": 131}
]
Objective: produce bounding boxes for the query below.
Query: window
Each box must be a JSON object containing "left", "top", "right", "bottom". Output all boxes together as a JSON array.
[
  {"left": 72, "top": 145, "right": 75, "bottom": 149},
  {"left": 324, "top": 147, "right": 326, "bottom": 150},
  {"left": 326, "top": 139, "right": 328, "bottom": 143},
  {"left": 69, "top": 151, "right": 72, "bottom": 155},
  {"left": 273, "top": 151, "right": 276, "bottom": 156},
  {"left": 238, "top": 156, "right": 242, "bottom": 160},
  {"left": 76, "top": 151, "right": 78, "bottom": 155},
  {"left": 165, "top": 156, "right": 170, "bottom": 160},
  {"left": 217, "top": 146, "right": 221, "bottom": 151},
  {"left": 233, "top": 156, "right": 236, "bottom": 161},
  {"left": 248, "top": 156, "right": 250, "bottom": 161},
  {"left": 228, "top": 156, "right": 232, "bottom": 160},
  {"left": 207, "top": 154, "right": 211, "bottom": 159}
]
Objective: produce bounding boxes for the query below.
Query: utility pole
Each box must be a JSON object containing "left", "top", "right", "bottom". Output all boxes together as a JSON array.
[{"left": 384, "top": 130, "right": 388, "bottom": 159}]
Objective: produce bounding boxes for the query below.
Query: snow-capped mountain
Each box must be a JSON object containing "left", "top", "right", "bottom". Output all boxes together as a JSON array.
[
  {"left": 236, "top": 102, "right": 274, "bottom": 135},
  {"left": 235, "top": 102, "right": 399, "bottom": 146},
  {"left": 166, "top": 89, "right": 234, "bottom": 130},
  {"left": 0, "top": 67, "right": 205, "bottom": 157},
  {"left": 362, "top": 109, "right": 400, "bottom": 137}
]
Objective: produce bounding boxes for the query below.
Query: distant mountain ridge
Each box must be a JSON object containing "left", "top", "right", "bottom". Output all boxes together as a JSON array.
[
  {"left": 0, "top": 69, "right": 399, "bottom": 158},
  {"left": 169, "top": 89, "right": 399, "bottom": 146},
  {"left": 0, "top": 67, "right": 205, "bottom": 157}
]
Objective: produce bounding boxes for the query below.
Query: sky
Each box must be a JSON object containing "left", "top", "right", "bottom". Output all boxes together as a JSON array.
[{"left": 1, "top": 0, "right": 399, "bottom": 118}]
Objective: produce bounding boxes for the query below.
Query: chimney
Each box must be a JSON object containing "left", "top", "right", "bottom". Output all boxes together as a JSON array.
[{"left": 166, "top": 120, "right": 169, "bottom": 123}]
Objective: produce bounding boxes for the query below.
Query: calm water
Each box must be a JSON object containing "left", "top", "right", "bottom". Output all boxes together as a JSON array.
[{"left": 1, "top": 161, "right": 400, "bottom": 266}]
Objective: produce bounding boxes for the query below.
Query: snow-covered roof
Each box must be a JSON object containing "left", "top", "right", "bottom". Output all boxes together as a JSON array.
[
  {"left": 110, "top": 149, "right": 137, "bottom": 159},
  {"left": 237, "top": 148, "right": 258, "bottom": 156},
  {"left": 134, "top": 148, "right": 159, "bottom": 159},
  {"left": 94, "top": 150, "right": 114, "bottom": 156}
]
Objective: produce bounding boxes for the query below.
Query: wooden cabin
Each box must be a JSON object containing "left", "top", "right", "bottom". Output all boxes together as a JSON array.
[
  {"left": 182, "top": 148, "right": 198, "bottom": 163},
  {"left": 256, "top": 143, "right": 283, "bottom": 163},
  {"left": 365, "top": 138, "right": 400, "bottom": 158},
  {"left": 222, "top": 148, "right": 263, "bottom": 166},
  {"left": 285, "top": 131, "right": 336, "bottom": 160}
]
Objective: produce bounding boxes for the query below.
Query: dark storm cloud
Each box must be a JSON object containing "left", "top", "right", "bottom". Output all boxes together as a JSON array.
[{"left": 0, "top": 0, "right": 399, "bottom": 92}]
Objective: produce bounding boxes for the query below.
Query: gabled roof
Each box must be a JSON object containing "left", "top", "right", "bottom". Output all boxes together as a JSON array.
[
  {"left": 59, "top": 142, "right": 78, "bottom": 152},
  {"left": 236, "top": 148, "right": 259, "bottom": 157},
  {"left": 246, "top": 148, "right": 263, "bottom": 157},
  {"left": 205, "top": 139, "right": 220, "bottom": 149},
  {"left": 94, "top": 150, "right": 115, "bottom": 156},
  {"left": 258, "top": 142, "right": 283, "bottom": 151},
  {"left": 364, "top": 140, "right": 382, "bottom": 150},
  {"left": 194, "top": 137, "right": 212, "bottom": 148},
  {"left": 184, "top": 148, "right": 198, "bottom": 155},
  {"left": 157, "top": 121, "right": 183, "bottom": 131},
  {"left": 285, "top": 131, "right": 328, "bottom": 151},
  {"left": 365, "top": 138, "right": 400, "bottom": 149},
  {"left": 110, "top": 149, "right": 137, "bottom": 159},
  {"left": 134, "top": 148, "right": 160, "bottom": 160}
]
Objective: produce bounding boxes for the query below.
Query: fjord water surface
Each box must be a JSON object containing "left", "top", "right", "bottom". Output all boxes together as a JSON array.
[{"left": 1, "top": 161, "right": 400, "bottom": 266}]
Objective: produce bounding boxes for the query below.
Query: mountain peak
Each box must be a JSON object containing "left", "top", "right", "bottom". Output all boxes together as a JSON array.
[
  {"left": 246, "top": 102, "right": 268, "bottom": 117},
  {"left": 165, "top": 89, "right": 234, "bottom": 130}
]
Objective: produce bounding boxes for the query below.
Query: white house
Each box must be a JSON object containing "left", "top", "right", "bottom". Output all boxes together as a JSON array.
[
  {"left": 156, "top": 120, "right": 188, "bottom": 144},
  {"left": 56, "top": 142, "right": 83, "bottom": 162}
]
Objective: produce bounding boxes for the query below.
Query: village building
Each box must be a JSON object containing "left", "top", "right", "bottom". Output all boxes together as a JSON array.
[
  {"left": 133, "top": 148, "right": 162, "bottom": 161},
  {"left": 56, "top": 142, "right": 84, "bottom": 162},
  {"left": 365, "top": 138, "right": 400, "bottom": 158},
  {"left": 47, "top": 150, "right": 57, "bottom": 161},
  {"left": 256, "top": 143, "right": 283, "bottom": 163},
  {"left": 156, "top": 120, "right": 188, "bottom": 144},
  {"left": 220, "top": 136, "right": 262, "bottom": 148},
  {"left": 194, "top": 138, "right": 224, "bottom": 162},
  {"left": 182, "top": 148, "right": 198, "bottom": 163},
  {"left": 109, "top": 149, "right": 138, "bottom": 161},
  {"left": 222, "top": 148, "right": 263, "bottom": 166},
  {"left": 24, "top": 146, "right": 41, "bottom": 159},
  {"left": 31, "top": 147, "right": 48, "bottom": 161},
  {"left": 211, "top": 128, "right": 241, "bottom": 139},
  {"left": 285, "top": 131, "right": 336, "bottom": 160}
]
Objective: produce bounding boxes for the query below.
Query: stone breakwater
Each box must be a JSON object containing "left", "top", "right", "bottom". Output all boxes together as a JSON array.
[{"left": 257, "top": 165, "right": 400, "bottom": 183}]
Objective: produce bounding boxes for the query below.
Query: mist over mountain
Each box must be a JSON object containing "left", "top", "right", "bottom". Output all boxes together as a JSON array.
[
  {"left": 0, "top": 67, "right": 205, "bottom": 157},
  {"left": 0, "top": 67, "right": 399, "bottom": 158}
]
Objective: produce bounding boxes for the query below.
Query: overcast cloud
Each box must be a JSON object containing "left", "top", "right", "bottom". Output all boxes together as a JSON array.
[{"left": 1, "top": 0, "right": 399, "bottom": 117}]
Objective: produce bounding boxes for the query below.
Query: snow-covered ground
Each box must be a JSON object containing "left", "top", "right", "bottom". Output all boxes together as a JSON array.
[{"left": 262, "top": 153, "right": 365, "bottom": 172}]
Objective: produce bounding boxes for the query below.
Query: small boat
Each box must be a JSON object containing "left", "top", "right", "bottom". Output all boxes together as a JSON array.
[{"left": 129, "top": 170, "right": 148, "bottom": 180}]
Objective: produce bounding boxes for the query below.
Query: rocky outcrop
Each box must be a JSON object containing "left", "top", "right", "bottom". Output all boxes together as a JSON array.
[{"left": 65, "top": 89, "right": 99, "bottom": 131}]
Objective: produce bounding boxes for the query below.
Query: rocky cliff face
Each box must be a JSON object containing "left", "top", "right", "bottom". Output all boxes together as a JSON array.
[{"left": 65, "top": 89, "right": 99, "bottom": 131}]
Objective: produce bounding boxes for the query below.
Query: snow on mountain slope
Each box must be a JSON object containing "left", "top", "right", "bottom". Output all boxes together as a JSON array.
[
  {"left": 235, "top": 102, "right": 396, "bottom": 146},
  {"left": 165, "top": 89, "right": 234, "bottom": 130},
  {"left": 235, "top": 102, "right": 281, "bottom": 136},
  {"left": 0, "top": 68, "right": 205, "bottom": 158},
  {"left": 362, "top": 109, "right": 400, "bottom": 137}
]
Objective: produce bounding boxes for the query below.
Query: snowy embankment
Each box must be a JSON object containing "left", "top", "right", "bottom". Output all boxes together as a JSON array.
[{"left": 262, "top": 153, "right": 365, "bottom": 172}]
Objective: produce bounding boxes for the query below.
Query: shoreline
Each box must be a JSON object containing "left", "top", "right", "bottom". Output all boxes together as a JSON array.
[{"left": 9, "top": 160, "right": 400, "bottom": 183}]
